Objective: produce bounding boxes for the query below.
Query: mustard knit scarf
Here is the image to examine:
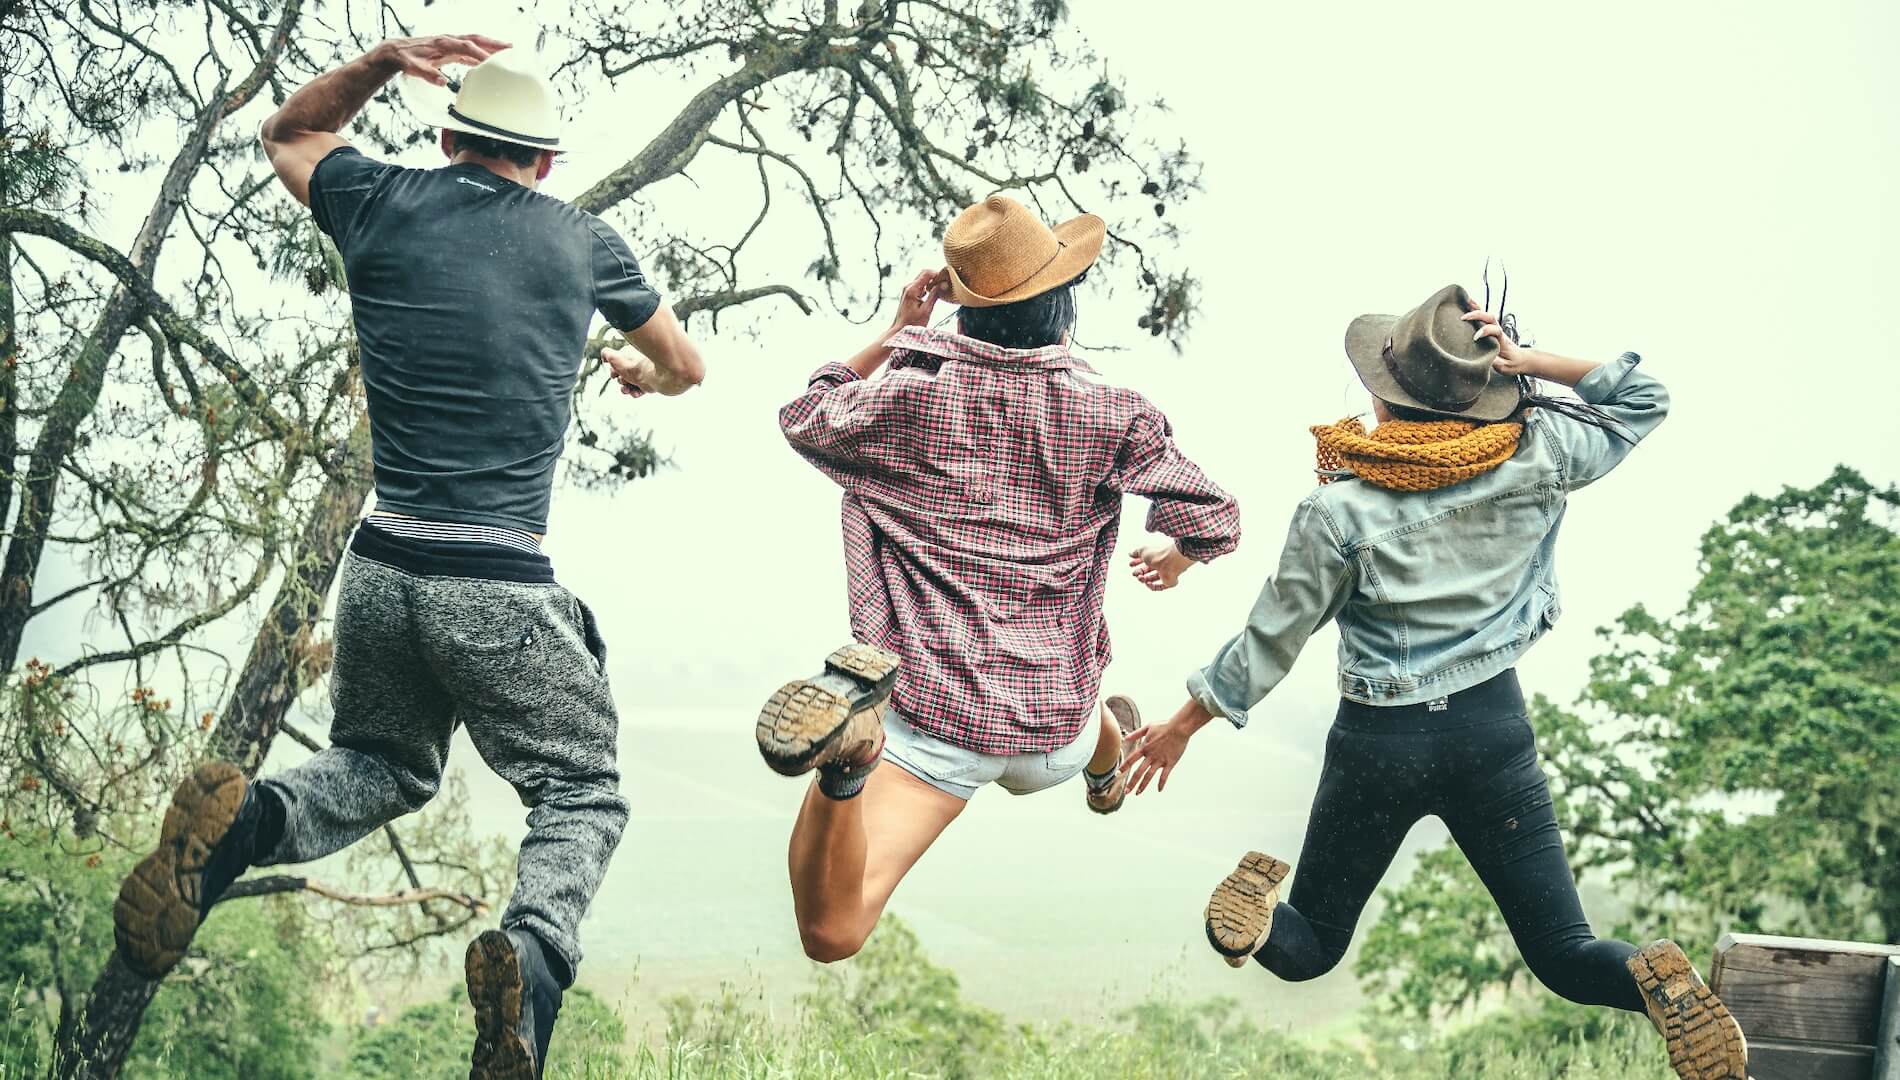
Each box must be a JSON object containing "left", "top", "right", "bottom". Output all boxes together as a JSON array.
[{"left": 1311, "top": 417, "right": 1523, "bottom": 491}]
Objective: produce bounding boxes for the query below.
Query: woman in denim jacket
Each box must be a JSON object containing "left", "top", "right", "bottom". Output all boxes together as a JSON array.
[{"left": 1119, "top": 284, "right": 1748, "bottom": 1080}]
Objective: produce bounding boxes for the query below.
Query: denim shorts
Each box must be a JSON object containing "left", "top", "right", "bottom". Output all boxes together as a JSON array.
[{"left": 880, "top": 707, "right": 1096, "bottom": 801}]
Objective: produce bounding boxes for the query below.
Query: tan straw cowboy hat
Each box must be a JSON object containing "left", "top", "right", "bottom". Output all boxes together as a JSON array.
[
  {"left": 1344, "top": 284, "right": 1523, "bottom": 422},
  {"left": 399, "top": 50, "right": 564, "bottom": 151},
  {"left": 942, "top": 195, "right": 1106, "bottom": 307}
]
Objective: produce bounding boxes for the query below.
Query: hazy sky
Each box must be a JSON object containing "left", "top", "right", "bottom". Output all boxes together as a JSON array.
[{"left": 30, "top": 0, "right": 1900, "bottom": 1030}]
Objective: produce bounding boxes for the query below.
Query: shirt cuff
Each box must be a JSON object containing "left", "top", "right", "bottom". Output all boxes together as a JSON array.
[
  {"left": 809, "top": 362, "right": 863, "bottom": 387},
  {"left": 1177, "top": 533, "right": 1238, "bottom": 564},
  {"left": 1572, "top": 351, "right": 1641, "bottom": 405},
  {"left": 1187, "top": 669, "right": 1249, "bottom": 730}
]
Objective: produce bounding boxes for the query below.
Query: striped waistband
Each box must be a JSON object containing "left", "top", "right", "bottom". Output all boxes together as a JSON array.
[
  {"left": 364, "top": 511, "right": 541, "bottom": 554},
  {"left": 352, "top": 518, "right": 554, "bottom": 584}
]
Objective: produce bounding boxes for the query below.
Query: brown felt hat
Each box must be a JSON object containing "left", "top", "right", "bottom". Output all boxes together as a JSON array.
[
  {"left": 1344, "top": 284, "right": 1523, "bottom": 422},
  {"left": 942, "top": 195, "right": 1106, "bottom": 308}
]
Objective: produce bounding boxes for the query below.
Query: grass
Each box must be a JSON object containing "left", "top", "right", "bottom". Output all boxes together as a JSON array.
[
  {"left": 9, "top": 920, "right": 1678, "bottom": 1079},
  {"left": 448, "top": 921, "right": 1675, "bottom": 1080}
]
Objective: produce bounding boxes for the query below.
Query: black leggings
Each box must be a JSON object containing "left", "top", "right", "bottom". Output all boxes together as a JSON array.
[{"left": 1257, "top": 669, "right": 1645, "bottom": 1013}]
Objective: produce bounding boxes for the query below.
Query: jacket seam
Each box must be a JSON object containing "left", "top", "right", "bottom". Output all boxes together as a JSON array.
[{"left": 1340, "top": 481, "right": 1550, "bottom": 553}]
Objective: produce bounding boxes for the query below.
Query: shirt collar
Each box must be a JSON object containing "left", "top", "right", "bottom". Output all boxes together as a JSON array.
[{"left": 883, "top": 325, "right": 1096, "bottom": 374}]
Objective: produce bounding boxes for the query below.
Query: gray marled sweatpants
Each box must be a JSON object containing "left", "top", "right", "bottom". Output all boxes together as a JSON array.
[{"left": 260, "top": 553, "right": 627, "bottom": 975}]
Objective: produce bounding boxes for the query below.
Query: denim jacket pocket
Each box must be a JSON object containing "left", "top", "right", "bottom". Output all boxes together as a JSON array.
[{"left": 1538, "top": 584, "right": 1562, "bottom": 631}]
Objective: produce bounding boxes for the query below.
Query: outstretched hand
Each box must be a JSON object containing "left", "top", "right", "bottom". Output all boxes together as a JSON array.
[
  {"left": 1120, "top": 699, "right": 1212, "bottom": 795},
  {"left": 1129, "top": 543, "right": 1194, "bottom": 591},
  {"left": 375, "top": 34, "right": 511, "bottom": 86},
  {"left": 1120, "top": 720, "right": 1187, "bottom": 795}
]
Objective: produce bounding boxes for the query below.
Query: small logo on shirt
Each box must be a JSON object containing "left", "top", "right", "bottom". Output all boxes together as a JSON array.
[
  {"left": 1426, "top": 697, "right": 1450, "bottom": 712},
  {"left": 455, "top": 176, "right": 496, "bottom": 193}
]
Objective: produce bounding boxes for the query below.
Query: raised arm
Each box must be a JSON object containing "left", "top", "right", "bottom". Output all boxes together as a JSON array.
[
  {"left": 1119, "top": 495, "right": 1351, "bottom": 795},
  {"left": 1466, "top": 306, "right": 1669, "bottom": 490},
  {"left": 774, "top": 268, "right": 945, "bottom": 471},
  {"left": 259, "top": 34, "right": 507, "bottom": 205}
]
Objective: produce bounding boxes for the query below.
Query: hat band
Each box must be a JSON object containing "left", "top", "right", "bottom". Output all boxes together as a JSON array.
[
  {"left": 1382, "top": 338, "right": 1481, "bottom": 411},
  {"left": 447, "top": 104, "right": 560, "bottom": 148},
  {"left": 961, "top": 240, "right": 1069, "bottom": 301}
]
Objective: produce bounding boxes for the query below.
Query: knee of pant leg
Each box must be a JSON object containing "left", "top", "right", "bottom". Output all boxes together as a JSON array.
[
  {"left": 396, "top": 772, "right": 442, "bottom": 813},
  {"left": 573, "top": 788, "right": 630, "bottom": 842},
  {"left": 1273, "top": 948, "right": 1349, "bottom": 983},
  {"left": 1519, "top": 931, "right": 1602, "bottom": 1004},
  {"left": 1267, "top": 922, "right": 1352, "bottom": 982},
  {"left": 798, "top": 918, "right": 870, "bottom": 964}
]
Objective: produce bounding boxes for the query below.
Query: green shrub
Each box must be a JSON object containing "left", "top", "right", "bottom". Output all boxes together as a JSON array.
[{"left": 347, "top": 987, "right": 626, "bottom": 1079}]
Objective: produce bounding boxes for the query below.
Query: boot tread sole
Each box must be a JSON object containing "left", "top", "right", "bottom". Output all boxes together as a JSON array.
[
  {"left": 466, "top": 930, "right": 537, "bottom": 1080},
  {"left": 1205, "top": 851, "right": 1291, "bottom": 965},
  {"left": 112, "top": 761, "right": 246, "bottom": 979},
  {"left": 757, "top": 645, "right": 900, "bottom": 776},
  {"left": 1628, "top": 940, "right": 1749, "bottom": 1080}
]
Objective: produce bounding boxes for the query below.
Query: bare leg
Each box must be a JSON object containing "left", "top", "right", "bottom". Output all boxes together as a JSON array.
[
  {"left": 787, "top": 763, "right": 964, "bottom": 962},
  {"left": 1086, "top": 701, "right": 1122, "bottom": 775}
]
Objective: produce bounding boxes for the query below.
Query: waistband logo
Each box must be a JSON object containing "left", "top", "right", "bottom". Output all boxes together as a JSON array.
[{"left": 1426, "top": 697, "right": 1450, "bottom": 712}]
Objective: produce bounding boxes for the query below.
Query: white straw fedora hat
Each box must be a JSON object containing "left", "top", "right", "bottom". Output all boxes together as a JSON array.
[{"left": 399, "top": 50, "right": 564, "bottom": 152}]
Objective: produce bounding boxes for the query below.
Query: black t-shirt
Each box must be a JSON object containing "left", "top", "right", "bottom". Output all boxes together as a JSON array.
[{"left": 309, "top": 146, "right": 660, "bottom": 533}]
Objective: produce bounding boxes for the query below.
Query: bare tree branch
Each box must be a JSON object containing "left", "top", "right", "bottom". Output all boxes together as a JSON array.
[{"left": 220, "top": 874, "right": 487, "bottom": 912}]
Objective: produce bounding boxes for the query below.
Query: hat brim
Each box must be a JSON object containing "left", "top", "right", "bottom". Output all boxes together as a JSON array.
[
  {"left": 400, "top": 74, "right": 573, "bottom": 154},
  {"left": 945, "top": 213, "right": 1106, "bottom": 308},
  {"left": 1344, "top": 313, "right": 1523, "bottom": 422}
]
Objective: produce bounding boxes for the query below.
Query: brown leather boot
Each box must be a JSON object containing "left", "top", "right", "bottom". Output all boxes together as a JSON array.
[
  {"left": 1085, "top": 695, "right": 1142, "bottom": 814},
  {"left": 1628, "top": 940, "right": 1749, "bottom": 1080},
  {"left": 756, "top": 643, "right": 901, "bottom": 776}
]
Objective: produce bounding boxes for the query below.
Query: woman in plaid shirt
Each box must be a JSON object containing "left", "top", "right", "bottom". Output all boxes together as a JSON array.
[{"left": 755, "top": 196, "right": 1241, "bottom": 963}]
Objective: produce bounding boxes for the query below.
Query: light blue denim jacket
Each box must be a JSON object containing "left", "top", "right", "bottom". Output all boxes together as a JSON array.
[{"left": 1189, "top": 352, "right": 1667, "bottom": 725}]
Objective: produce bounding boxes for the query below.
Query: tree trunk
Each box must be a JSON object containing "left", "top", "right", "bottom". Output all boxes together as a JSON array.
[
  {"left": 57, "top": 414, "right": 370, "bottom": 1080},
  {"left": 1, "top": 74, "right": 17, "bottom": 535},
  {"left": 1, "top": 228, "right": 16, "bottom": 539},
  {"left": 59, "top": 955, "right": 161, "bottom": 1080},
  {"left": 212, "top": 414, "right": 372, "bottom": 770},
  {"left": 0, "top": 0, "right": 299, "bottom": 672},
  {"left": 0, "top": 104, "right": 212, "bottom": 671},
  {"left": 0, "top": 290, "right": 143, "bottom": 669}
]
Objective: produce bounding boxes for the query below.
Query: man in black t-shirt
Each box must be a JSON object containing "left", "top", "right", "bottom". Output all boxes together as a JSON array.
[{"left": 110, "top": 35, "right": 696, "bottom": 1079}]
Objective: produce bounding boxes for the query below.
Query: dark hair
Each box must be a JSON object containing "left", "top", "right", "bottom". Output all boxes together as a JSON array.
[
  {"left": 1378, "top": 377, "right": 1635, "bottom": 444},
  {"left": 1382, "top": 400, "right": 1446, "bottom": 423},
  {"left": 448, "top": 130, "right": 545, "bottom": 169},
  {"left": 956, "top": 272, "right": 1084, "bottom": 349}
]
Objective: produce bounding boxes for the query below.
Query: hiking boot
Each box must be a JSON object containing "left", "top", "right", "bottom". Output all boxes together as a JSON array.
[
  {"left": 756, "top": 643, "right": 901, "bottom": 777},
  {"left": 1628, "top": 940, "right": 1749, "bottom": 1080},
  {"left": 113, "top": 761, "right": 274, "bottom": 979},
  {"left": 1205, "top": 851, "right": 1292, "bottom": 969},
  {"left": 1085, "top": 695, "right": 1142, "bottom": 814},
  {"left": 466, "top": 928, "right": 564, "bottom": 1080}
]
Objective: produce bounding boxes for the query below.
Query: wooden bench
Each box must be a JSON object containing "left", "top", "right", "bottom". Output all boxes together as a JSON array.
[{"left": 1710, "top": 933, "right": 1900, "bottom": 1080}]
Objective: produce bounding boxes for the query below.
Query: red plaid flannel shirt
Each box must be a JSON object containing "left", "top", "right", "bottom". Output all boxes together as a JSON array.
[{"left": 779, "top": 326, "right": 1241, "bottom": 754}]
